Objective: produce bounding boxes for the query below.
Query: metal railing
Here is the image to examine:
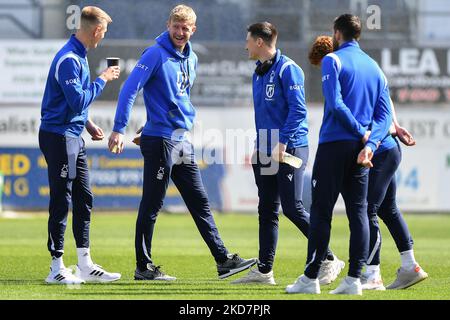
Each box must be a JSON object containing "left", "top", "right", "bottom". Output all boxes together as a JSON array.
[{"left": 0, "top": 0, "right": 44, "bottom": 38}]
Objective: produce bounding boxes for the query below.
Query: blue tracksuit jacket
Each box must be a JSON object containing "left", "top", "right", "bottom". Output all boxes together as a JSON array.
[
  {"left": 253, "top": 49, "right": 308, "bottom": 154},
  {"left": 319, "top": 40, "right": 392, "bottom": 152},
  {"left": 40, "top": 35, "right": 106, "bottom": 137}
]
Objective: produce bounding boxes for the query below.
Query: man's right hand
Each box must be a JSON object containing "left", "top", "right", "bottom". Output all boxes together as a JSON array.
[
  {"left": 99, "top": 66, "right": 120, "bottom": 82},
  {"left": 396, "top": 126, "right": 416, "bottom": 146},
  {"left": 108, "top": 131, "right": 124, "bottom": 154}
]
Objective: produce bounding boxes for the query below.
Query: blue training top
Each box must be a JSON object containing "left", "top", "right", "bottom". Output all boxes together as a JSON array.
[
  {"left": 319, "top": 40, "right": 392, "bottom": 152},
  {"left": 252, "top": 49, "right": 308, "bottom": 154},
  {"left": 40, "top": 35, "right": 106, "bottom": 137}
]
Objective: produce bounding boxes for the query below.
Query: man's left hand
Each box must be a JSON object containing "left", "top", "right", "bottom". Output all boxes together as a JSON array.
[
  {"left": 132, "top": 126, "right": 144, "bottom": 146},
  {"left": 86, "top": 121, "right": 105, "bottom": 141},
  {"left": 272, "top": 142, "right": 287, "bottom": 162},
  {"left": 357, "top": 146, "right": 374, "bottom": 168}
]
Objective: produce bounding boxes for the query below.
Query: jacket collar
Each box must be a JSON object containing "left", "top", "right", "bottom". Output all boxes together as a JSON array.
[
  {"left": 339, "top": 40, "right": 360, "bottom": 50},
  {"left": 255, "top": 49, "right": 281, "bottom": 67},
  {"left": 156, "top": 31, "right": 191, "bottom": 59},
  {"left": 69, "top": 34, "right": 87, "bottom": 57}
]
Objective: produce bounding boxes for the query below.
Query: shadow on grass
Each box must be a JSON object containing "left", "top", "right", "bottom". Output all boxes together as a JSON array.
[{"left": 0, "top": 280, "right": 47, "bottom": 285}]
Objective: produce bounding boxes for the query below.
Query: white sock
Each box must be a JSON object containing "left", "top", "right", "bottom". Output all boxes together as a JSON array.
[
  {"left": 366, "top": 264, "right": 381, "bottom": 277},
  {"left": 77, "top": 248, "right": 94, "bottom": 268},
  {"left": 51, "top": 256, "right": 64, "bottom": 271},
  {"left": 400, "top": 249, "right": 417, "bottom": 269}
]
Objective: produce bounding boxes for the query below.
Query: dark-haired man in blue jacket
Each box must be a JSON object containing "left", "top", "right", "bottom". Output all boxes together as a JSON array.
[
  {"left": 232, "top": 22, "right": 344, "bottom": 286},
  {"left": 286, "top": 14, "right": 392, "bottom": 295},
  {"left": 108, "top": 4, "right": 256, "bottom": 281}
]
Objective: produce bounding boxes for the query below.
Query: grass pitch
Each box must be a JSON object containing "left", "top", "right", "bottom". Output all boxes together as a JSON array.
[{"left": 0, "top": 212, "right": 449, "bottom": 300}]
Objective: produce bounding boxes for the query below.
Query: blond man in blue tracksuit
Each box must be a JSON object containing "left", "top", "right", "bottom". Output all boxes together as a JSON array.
[{"left": 108, "top": 5, "right": 256, "bottom": 281}]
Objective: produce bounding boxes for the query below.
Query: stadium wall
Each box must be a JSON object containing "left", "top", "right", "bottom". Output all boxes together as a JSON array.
[
  {"left": 1, "top": 105, "right": 449, "bottom": 213},
  {"left": 1, "top": 40, "right": 449, "bottom": 213}
]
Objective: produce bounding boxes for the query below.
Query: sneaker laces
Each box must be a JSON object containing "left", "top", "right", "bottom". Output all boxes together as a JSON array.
[
  {"left": 318, "top": 260, "right": 332, "bottom": 275},
  {"left": 148, "top": 264, "right": 165, "bottom": 275},
  {"left": 330, "top": 259, "right": 343, "bottom": 274},
  {"left": 230, "top": 253, "right": 241, "bottom": 261},
  {"left": 91, "top": 264, "right": 107, "bottom": 273},
  {"left": 59, "top": 267, "right": 75, "bottom": 277}
]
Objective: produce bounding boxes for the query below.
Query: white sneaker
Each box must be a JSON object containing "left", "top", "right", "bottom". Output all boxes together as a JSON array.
[
  {"left": 386, "top": 264, "right": 428, "bottom": 290},
  {"left": 45, "top": 267, "right": 85, "bottom": 285},
  {"left": 286, "top": 275, "right": 320, "bottom": 294},
  {"left": 318, "top": 255, "right": 345, "bottom": 285},
  {"left": 330, "top": 276, "right": 362, "bottom": 295},
  {"left": 361, "top": 271, "right": 386, "bottom": 290},
  {"left": 230, "top": 268, "right": 276, "bottom": 285},
  {"left": 75, "top": 264, "right": 121, "bottom": 283}
]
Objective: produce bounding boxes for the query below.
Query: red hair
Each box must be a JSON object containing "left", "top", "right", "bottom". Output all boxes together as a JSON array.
[{"left": 308, "top": 36, "right": 333, "bottom": 66}]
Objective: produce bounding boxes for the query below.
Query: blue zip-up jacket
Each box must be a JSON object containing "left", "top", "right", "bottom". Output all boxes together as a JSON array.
[
  {"left": 40, "top": 35, "right": 106, "bottom": 137},
  {"left": 376, "top": 97, "right": 397, "bottom": 154},
  {"left": 113, "top": 31, "right": 197, "bottom": 141},
  {"left": 253, "top": 49, "right": 308, "bottom": 154},
  {"left": 320, "top": 41, "right": 392, "bottom": 152}
]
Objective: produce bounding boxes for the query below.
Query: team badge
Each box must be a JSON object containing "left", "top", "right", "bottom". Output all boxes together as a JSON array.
[{"left": 266, "top": 84, "right": 275, "bottom": 98}]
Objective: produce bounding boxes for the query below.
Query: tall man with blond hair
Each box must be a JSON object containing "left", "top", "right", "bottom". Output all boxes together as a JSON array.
[
  {"left": 108, "top": 5, "right": 256, "bottom": 281},
  {"left": 40, "top": 6, "right": 121, "bottom": 284}
]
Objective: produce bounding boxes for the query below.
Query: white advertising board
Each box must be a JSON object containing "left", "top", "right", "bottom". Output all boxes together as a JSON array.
[
  {"left": 0, "top": 104, "right": 449, "bottom": 212},
  {"left": 0, "top": 41, "right": 64, "bottom": 103}
]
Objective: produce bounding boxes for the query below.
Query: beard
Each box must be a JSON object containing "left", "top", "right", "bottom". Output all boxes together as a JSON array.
[{"left": 332, "top": 36, "right": 340, "bottom": 51}]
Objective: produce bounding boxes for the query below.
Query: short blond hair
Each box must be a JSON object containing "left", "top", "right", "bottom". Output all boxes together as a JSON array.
[
  {"left": 169, "top": 4, "right": 196, "bottom": 24},
  {"left": 81, "top": 6, "right": 112, "bottom": 29}
]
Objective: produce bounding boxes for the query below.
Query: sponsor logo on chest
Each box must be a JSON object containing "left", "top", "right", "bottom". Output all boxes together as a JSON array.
[{"left": 265, "top": 70, "right": 276, "bottom": 101}]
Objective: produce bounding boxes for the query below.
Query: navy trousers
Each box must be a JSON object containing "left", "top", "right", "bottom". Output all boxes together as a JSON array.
[
  {"left": 252, "top": 147, "right": 332, "bottom": 273},
  {"left": 135, "top": 136, "right": 229, "bottom": 269},
  {"left": 305, "top": 141, "right": 369, "bottom": 279},
  {"left": 39, "top": 130, "right": 92, "bottom": 257},
  {"left": 367, "top": 142, "right": 414, "bottom": 265}
]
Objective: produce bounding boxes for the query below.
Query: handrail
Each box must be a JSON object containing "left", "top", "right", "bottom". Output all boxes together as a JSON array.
[{"left": 0, "top": 0, "right": 43, "bottom": 38}]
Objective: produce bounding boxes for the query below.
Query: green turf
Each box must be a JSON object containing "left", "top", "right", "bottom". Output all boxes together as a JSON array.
[{"left": 0, "top": 212, "right": 449, "bottom": 300}]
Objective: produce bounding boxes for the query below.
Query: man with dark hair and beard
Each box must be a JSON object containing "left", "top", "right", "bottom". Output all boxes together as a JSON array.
[{"left": 286, "top": 14, "right": 392, "bottom": 295}]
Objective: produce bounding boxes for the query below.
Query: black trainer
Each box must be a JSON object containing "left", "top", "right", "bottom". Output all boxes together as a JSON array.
[
  {"left": 217, "top": 253, "right": 257, "bottom": 279},
  {"left": 134, "top": 263, "right": 176, "bottom": 281}
]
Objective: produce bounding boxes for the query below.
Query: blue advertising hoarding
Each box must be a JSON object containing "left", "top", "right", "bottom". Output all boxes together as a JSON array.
[{"left": 0, "top": 148, "right": 225, "bottom": 211}]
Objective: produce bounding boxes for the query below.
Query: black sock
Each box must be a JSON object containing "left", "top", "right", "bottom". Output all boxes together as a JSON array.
[{"left": 257, "top": 262, "right": 271, "bottom": 274}]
